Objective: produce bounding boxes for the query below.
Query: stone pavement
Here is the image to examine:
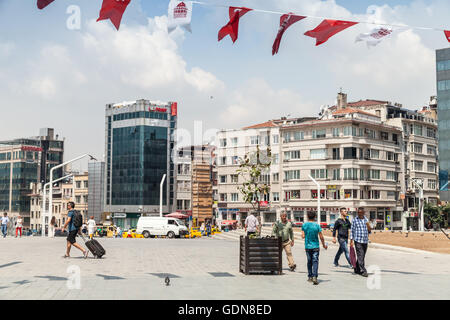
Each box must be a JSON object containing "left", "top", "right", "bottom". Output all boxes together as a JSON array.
[{"left": 0, "top": 236, "right": 448, "bottom": 300}]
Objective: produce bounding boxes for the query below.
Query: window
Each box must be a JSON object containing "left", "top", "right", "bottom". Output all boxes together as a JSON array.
[
  {"left": 272, "top": 135, "right": 279, "bottom": 144},
  {"left": 231, "top": 137, "right": 238, "bottom": 146},
  {"left": 332, "top": 169, "right": 340, "bottom": 180},
  {"left": 284, "top": 170, "right": 300, "bottom": 181},
  {"left": 231, "top": 156, "right": 239, "bottom": 165},
  {"left": 411, "top": 143, "right": 423, "bottom": 154},
  {"left": 263, "top": 135, "right": 270, "bottom": 146},
  {"left": 272, "top": 154, "right": 279, "bottom": 164},
  {"left": 413, "top": 160, "right": 423, "bottom": 171},
  {"left": 231, "top": 193, "right": 239, "bottom": 202},
  {"left": 291, "top": 190, "right": 301, "bottom": 199},
  {"left": 311, "top": 189, "right": 326, "bottom": 199},
  {"left": 284, "top": 131, "right": 304, "bottom": 142},
  {"left": 310, "top": 169, "right": 327, "bottom": 179},
  {"left": 250, "top": 136, "right": 260, "bottom": 145},
  {"left": 370, "top": 149, "right": 380, "bottom": 159},
  {"left": 76, "top": 181, "right": 81, "bottom": 188},
  {"left": 386, "top": 171, "right": 397, "bottom": 181},
  {"left": 427, "top": 162, "right": 436, "bottom": 173},
  {"left": 219, "top": 175, "right": 227, "bottom": 183},
  {"left": 219, "top": 194, "right": 227, "bottom": 202},
  {"left": 220, "top": 138, "right": 227, "bottom": 147},
  {"left": 386, "top": 151, "right": 394, "bottom": 161},
  {"left": 332, "top": 148, "right": 340, "bottom": 160},
  {"left": 427, "top": 145, "right": 437, "bottom": 156},
  {"left": 310, "top": 149, "right": 327, "bottom": 160},
  {"left": 220, "top": 157, "right": 227, "bottom": 165},
  {"left": 438, "top": 79, "right": 450, "bottom": 91},
  {"left": 75, "top": 196, "right": 81, "bottom": 204},
  {"left": 291, "top": 151, "right": 300, "bottom": 159},
  {"left": 428, "top": 179, "right": 437, "bottom": 190},
  {"left": 332, "top": 128, "right": 340, "bottom": 137},
  {"left": 427, "top": 127, "right": 436, "bottom": 138},
  {"left": 343, "top": 147, "right": 357, "bottom": 160},
  {"left": 344, "top": 168, "right": 358, "bottom": 180},
  {"left": 437, "top": 60, "right": 450, "bottom": 71},
  {"left": 369, "top": 170, "right": 380, "bottom": 180},
  {"left": 380, "top": 132, "right": 389, "bottom": 140},
  {"left": 312, "top": 129, "right": 326, "bottom": 139},
  {"left": 272, "top": 192, "right": 280, "bottom": 202},
  {"left": 343, "top": 126, "right": 357, "bottom": 136},
  {"left": 272, "top": 173, "right": 279, "bottom": 182},
  {"left": 371, "top": 190, "right": 381, "bottom": 199},
  {"left": 360, "top": 169, "right": 365, "bottom": 180},
  {"left": 231, "top": 175, "right": 239, "bottom": 183},
  {"left": 365, "top": 128, "right": 376, "bottom": 139},
  {"left": 413, "top": 125, "right": 423, "bottom": 136},
  {"left": 84, "top": 181, "right": 88, "bottom": 188}
]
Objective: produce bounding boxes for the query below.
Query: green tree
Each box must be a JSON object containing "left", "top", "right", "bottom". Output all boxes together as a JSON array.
[
  {"left": 236, "top": 145, "right": 272, "bottom": 225},
  {"left": 424, "top": 202, "right": 444, "bottom": 229}
]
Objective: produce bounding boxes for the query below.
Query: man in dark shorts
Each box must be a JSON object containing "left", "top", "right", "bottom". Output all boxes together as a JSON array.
[{"left": 61, "top": 201, "right": 88, "bottom": 259}]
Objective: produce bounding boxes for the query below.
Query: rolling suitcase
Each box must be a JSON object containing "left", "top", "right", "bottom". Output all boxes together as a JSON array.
[{"left": 81, "top": 234, "right": 106, "bottom": 258}]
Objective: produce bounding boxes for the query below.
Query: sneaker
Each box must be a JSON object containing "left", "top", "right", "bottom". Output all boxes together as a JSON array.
[
  {"left": 361, "top": 272, "right": 368, "bottom": 277},
  {"left": 289, "top": 264, "right": 297, "bottom": 272},
  {"left": 312, "top": 277, "right": 319, "bottom": 285},
  {"left": 307, "top": 277, "right": 313, "bottom": 282},
  {"left": 83, "top": 251, "right": 88, "bottom": 259},
  {"left": 62, "top": 255, "right": 70, "bottom": 258},
  {"left": 333, "top": 263, "right": 339, "bottom": 267}
]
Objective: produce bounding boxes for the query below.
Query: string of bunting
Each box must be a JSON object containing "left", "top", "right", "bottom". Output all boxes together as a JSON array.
[{"left": 37, "top": 0, "right": 450, "bottom": 52}]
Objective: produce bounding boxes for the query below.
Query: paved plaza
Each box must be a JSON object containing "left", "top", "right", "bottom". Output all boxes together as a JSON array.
[{"left": 0, "top": 235, "right": 448, "bottom": 300}]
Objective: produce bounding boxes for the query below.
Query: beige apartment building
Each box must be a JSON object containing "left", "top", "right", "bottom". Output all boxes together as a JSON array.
[{"left": 214, "top": 93, "right": 439, "bottom": 230}]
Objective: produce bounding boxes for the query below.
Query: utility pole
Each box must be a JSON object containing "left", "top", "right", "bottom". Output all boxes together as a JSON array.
[{"left": 309, "top": 175, "right": 321, "bottom": 224}]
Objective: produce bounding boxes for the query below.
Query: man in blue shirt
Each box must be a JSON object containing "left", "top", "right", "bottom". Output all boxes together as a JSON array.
[
  {"left": 61, "top": 202, "right": 88, "bottom": 258},
  {"left": 1, "top": 212, "right": 9, "bottom": 238},
  {"left": 350, "top": 207, "right": 372, "bottom": 277},
  {"left": 301, "top": 211, "right": 328, "bottom": 285}
]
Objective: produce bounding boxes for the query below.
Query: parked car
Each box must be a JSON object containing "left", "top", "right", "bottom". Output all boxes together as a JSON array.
[
  {"left": 54, "top": 228, "right": 68, "bottom": 237},
  {"left": 291, "top": 222, "right": 303, "bottom": 228},
  {"left": 123, "top": 229, "right": 144, "bottom": 238},
  {"left": 136, "top": 217, "right": 189, "bottom": 238}
]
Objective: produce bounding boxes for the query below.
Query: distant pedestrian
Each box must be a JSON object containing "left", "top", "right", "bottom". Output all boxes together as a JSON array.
[
  {"left": 272, "top": 212, "right": 296, "bottom": 272},
  {"left": 61, "top": 202, "right": 88, "bottom": 259},
  {"left": 301, "top": 211, "right": 328, "bottom": 285},
  {"left": 87, "top": 216, "right": 96, "bottom": 240},
  {"left": 200, "top": 222, "right": 205, "bottom": 236},
  {"left": 117, "top": 226, "right": 122, "bottom": 238},
  {"left": 1, "top": 212, "right": 9, "bottom": 238},
  {"left": 49, "top": 216, "right": 57, "bottom": 238},
  {"left": 206, "top": 221, "right": 211, "bottom": 237},
  {"left": 15, "top": 215, "right": 23, "bottom": 238},
  {"left": 245, "top": 212, "right": 259, "bottom": 237},
  {"left": 350, "top": 208, "right": 372, "bottom": 277},
  {"left": 332, "top": 208, "right": 352, "bottom": 268}
]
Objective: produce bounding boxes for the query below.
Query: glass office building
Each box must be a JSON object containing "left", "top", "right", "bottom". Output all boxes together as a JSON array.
[
  {"left": 0, "top": 128, "right": 64, "bottom": 227},
  {"left": 437, "top": 48, "right": 450, "bottom": 200},
  {"left": 104, "top": 99, "right": 177, "bottom": 229},
  {"left": 88, "top": 161, "right": 105, "bottom": 223}
]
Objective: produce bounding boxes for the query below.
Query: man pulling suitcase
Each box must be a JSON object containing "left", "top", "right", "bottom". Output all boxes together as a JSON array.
[{"left": 61, "top": 202, "right": 88, "bottom": 259}]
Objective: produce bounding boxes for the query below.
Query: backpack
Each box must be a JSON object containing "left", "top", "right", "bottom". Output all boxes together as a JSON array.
[{"left": 72, "top": 210, "right": 83, "bottom": 229}]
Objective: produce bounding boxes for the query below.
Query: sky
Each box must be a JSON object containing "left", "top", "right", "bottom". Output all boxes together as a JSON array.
[{"left": 0, "top": 0, "right": 449, "bottom": 170}]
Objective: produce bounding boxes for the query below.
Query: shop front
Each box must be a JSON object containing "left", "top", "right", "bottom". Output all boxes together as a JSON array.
[{"left": 112, "top": 212, "right": 142, "bottom": 229}]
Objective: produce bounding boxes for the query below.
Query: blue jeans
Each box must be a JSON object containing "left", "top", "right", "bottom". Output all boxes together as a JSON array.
[
  {"left": 334, "top": 238, "right": 351, "bottom": 266},
  {"left": 1, "top": 224, "right": 7, "bottom": 237},
  {"left": 305, "top": 248, "right": 320, "bottom": 278}
]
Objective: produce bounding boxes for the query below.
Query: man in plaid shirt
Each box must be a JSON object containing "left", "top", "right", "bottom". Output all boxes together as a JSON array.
[{"left": 350, "top": 207, "right": 372, "bottom": 277}]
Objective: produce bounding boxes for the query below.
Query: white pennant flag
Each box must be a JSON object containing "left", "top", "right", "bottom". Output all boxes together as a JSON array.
[
  {"left": 355, "top": 27, "right": 393, "bottom": 47},
  {"left": 168, "top": 1, "right": 193, "bottom": 33}
]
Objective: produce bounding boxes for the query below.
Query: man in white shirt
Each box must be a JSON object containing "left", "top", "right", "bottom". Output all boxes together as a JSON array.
[
  {"left": 1, "top": 212, "right": 9, "bottom": 238},
  {"left": 245, "top": 212, "right": 259, "bottom": 236}
]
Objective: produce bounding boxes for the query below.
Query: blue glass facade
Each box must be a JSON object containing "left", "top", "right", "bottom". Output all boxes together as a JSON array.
[
  {"left": 111, "top": 126, "right": 168, "bottom": 206},
  {"left": 437, "top": 48, "right": 450, "bottom": 199}
]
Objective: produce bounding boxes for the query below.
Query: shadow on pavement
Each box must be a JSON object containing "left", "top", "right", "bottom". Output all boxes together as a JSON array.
[
  {"left": 96, "top": 274, "right": 125, "bottom": 280},
  {"left": 35, "top": 276, "right": 68, "bottom": 281},
  {"left": 149, "top": 273, "right": 181, "bottom": 279},
  {"left": 0, "top": 262, "right": 22, "bottom": 269}
]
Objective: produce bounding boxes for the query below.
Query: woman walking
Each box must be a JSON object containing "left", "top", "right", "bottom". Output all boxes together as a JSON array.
[
  {"left": 87, "top": 216, "right": 96, "bottom": 239},
  {"left": 49, "top": 216, "right": 57, "bottom": 238},
  {"left": 15, "top": 215, "right": 23, "bottom": 238}
]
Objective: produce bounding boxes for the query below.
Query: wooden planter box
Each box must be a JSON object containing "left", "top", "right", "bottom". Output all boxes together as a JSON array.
[{"left": 239, "top": 236, "right": 282, "bottom": 275}]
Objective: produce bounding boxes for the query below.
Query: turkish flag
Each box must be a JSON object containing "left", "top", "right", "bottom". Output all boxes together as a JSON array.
[
  {"left": 272, "top": 13, "right": 306, "bottom": 55},
  {"left": 97, "top": 0, "right": 131, "bottom": 31},
  {"left": 37, "top": 0, "right": 55, "bottom": 9},
  {"left": 304, "top": 19, "right": 358, "bottom": 46},
  {"left": 445, "top": 30, "right": 450, "bottom": 43},
  {"left": 218, "top": 7, "right": 252, "bottom": 43}
]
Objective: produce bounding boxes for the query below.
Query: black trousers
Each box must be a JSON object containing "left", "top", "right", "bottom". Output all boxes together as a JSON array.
[{"left": 354, "top": 241, "right": 368, "bottom": 274}]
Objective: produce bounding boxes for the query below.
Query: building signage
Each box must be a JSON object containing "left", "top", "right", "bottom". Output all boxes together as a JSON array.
[
  {"left": 171, "top": 102, "right": 178, "bottom": 116},
  {"left": 21, "top": 146, "right": 43, "bottom": 152},
  {"left": 327, "top": 185, "right": 337, "bottom": 192},
  {"left": 113, "top": 213, "right": 127, "bottom": 218},
  {"left": 218, "top": 203, "right": 228, "bottom": 208},
  {"left": 259, "top": 201, "right": 268, "bottom": 207},
  {"left": 149, "top": 106, "right": 167, "bottom": 113}
]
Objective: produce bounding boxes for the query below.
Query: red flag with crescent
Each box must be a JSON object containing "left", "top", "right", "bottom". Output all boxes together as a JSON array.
[
  {"left": 218, "top": 7, "right": 252, "bottom": 43},
  {"left": 97, "top": 0, "right": 131, "bottom": 31},
  {"left": 304, "top": 19, "right": 358, "bottom": 46},
  {"left": 272, "top": 13, "right": 306, "bottom": 55},
  {"left": 37, "top": 0, "right": 55, "bottom": 9}
]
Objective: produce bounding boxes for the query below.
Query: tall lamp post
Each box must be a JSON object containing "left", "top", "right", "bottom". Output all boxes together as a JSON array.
[
  {"left": 49, "top": 154, "right": 97, "bottom": 233},
  {"left": 309, "top": 175, "right": 321, "bottom": 224},
  {"left": 41, "top": 174, "right": 73, "bottom": 237},
  {"left": 411, "top": 179, "right": 424, "bottom": 231},
  {"left": 160, "top": 174, "right": 166, "bottom": 217}
]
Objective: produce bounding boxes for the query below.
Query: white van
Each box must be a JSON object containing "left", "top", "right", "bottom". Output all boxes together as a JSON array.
[{"left": 136, "top": 217, "right": 189, "bottom": 238}]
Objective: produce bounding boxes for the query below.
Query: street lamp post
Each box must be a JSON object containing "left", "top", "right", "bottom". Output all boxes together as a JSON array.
[
  {"left": 160, "top": 174, "right": 166, "bottom": 217},
  {"left": 309, "top": 175, "right": 321, "bottom": 224},
  {"left": 41, "top": 174, "right": 73, "bottom": 237},
  {"left": 411, "top": 179, "right": 424, "bottom": 231},
  {"left": 49, "top": 154, "right": 97, "bottom": 233}
]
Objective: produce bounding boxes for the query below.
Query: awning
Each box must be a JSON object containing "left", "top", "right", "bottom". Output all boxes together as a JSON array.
[{"left": 165, "top": 212, "right": 189, "bottom": 219}]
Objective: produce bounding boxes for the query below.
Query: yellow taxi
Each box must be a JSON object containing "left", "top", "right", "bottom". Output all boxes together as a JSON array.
[
  {"left": 123, "top": 228, "right": 144, "bottom": 238},
  {"left": 184, "top": 227, "right": 202, "bottom": 238}
]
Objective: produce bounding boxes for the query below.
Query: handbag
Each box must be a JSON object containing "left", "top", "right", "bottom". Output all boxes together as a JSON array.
[{"left": 350, "top": 245, "right": 357, "bottom": 268}]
